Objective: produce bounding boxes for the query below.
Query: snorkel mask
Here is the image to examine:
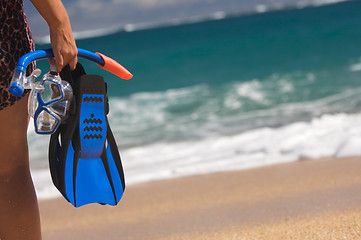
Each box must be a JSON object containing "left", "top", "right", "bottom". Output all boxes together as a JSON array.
[
  {"left": 27, "top": 68, "right": 73, "bottom": 134},
  {"left": 10, "top": 48, "right": 133, "bottom": 134}
]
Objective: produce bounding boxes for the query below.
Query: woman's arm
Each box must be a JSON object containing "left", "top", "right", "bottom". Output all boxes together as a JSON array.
[{"left": 30, "top": 0, "right": 77, "bottom": 72}]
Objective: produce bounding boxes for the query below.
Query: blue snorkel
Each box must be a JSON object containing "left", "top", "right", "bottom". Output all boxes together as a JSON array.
[
  {"left": 10, "top": 48, "right": 133, "bottom": 97},
  {"left": 10, "top": 48, "right": 132, "bottom": 135}
]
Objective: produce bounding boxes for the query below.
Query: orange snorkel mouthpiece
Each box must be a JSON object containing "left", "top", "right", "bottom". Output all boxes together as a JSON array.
[{"left": 96, "top": 52, "right": 133, "bottom": 80}]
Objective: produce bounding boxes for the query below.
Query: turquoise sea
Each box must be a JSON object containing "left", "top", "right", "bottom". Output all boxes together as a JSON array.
[{"left": 29, "top": 0, "right": 361, "bottom": 198}]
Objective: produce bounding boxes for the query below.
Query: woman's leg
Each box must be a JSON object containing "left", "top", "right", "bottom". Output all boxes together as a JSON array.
[{"left": 0, "top": 95, "right": 41, "bottom": 240}]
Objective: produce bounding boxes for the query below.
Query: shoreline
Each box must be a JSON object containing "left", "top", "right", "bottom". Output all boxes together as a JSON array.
[{"left": 39, "top": 156, "right": 361, "bottom": 239}]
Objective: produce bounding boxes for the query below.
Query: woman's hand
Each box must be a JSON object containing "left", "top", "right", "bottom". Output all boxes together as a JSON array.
[{"left": 49, "top": 23, "right": 78, "bottom": 72}]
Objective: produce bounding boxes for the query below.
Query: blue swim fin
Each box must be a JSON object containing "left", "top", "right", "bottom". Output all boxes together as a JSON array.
[{"left": 49, "top": 64, "right": 125, "bottom": 207}]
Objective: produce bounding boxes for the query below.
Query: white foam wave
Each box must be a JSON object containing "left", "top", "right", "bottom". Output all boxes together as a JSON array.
[
  {"left": 124, "top": 11, "right": 228, "bottom": 33},
  {"left": 108, "top": 80, "right": 361, "bottom": 149},
  {"left": 255, "top": 4, "right": 268, "bottom": 13},
  {"left": 35, "top": 10, "right": 228, "bottom": 44},
  {"left": 296, "top": 0, "right": 349, "bottom": 8},
  {"left": 30, "top": 169, "right": 61, "bottom": 200},
  {"left": 122, "top": 113, "right": 361, "bottom": 185},
  {"left": 30, "top": 112, "right": 361, "bottom": 199},
  {"left": 311, "top": 0, "right": 349, "bottom": 6},
  {"left": 234, "top": 80, "right": 269, "bottom": 104},
  {"left": 350, "top": 59, "right": 361, "bottom": 72},
  {"left": 27, "top": 123, "right": 50, "bottom": 169}
]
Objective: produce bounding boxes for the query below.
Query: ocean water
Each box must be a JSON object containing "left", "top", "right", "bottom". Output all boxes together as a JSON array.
[{"left": 28, "top": 0, "right": 361, "bottom": 199}]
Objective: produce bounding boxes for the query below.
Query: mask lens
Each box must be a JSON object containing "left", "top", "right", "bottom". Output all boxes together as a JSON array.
[
  {"left": 40, "top": 81, "right": 62, "bottom": 104},
  {"left": 49, "top": 100, "right": 69, "bottom": 116},
  {"left": 36, "top": 110, "right": 60, "bottom": 133},
  {"left": 28, "top": 90, "right": 39, "bottom": 117}
]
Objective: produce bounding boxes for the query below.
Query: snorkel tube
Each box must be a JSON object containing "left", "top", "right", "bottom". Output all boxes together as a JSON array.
[{"left": 10, "top": 48, "right": 133, "bottom": 97}]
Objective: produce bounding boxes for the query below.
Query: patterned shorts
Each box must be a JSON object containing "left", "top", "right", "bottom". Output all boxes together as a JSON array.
[{"left": 0, "top": 0, "right": 35, "bottom": 110}]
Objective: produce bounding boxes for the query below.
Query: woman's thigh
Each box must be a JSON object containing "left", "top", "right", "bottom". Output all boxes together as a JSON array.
[{"left": 0, "top": 94, "right": 30, "bottom": 174}]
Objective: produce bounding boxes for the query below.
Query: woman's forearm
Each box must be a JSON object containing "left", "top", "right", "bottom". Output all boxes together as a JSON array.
[{"left": 30, "top": 0, "right": 77, "bottom": 72}]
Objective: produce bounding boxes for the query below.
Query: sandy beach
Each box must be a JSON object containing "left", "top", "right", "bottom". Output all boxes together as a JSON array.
[{"left": 39, "top": 156, "right": 361, "bottom": 239}]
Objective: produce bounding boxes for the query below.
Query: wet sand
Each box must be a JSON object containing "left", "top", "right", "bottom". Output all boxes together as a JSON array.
[{"left": 39, "top": 156, "right": 361, "bottom": 239}]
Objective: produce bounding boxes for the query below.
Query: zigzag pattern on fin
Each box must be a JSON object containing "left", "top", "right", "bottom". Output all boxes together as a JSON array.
[
  {"left": 83, "top": 119, "right": 103, "bottom": 124},
  {"left": 83, "top": 97, "right": 103, "bottom": 103},
  {"left": 84, "top": 126, "right": 103, "bottom": 132},
  {"left": 84, "top": 134, "right": 103, "bottom": 139}
]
